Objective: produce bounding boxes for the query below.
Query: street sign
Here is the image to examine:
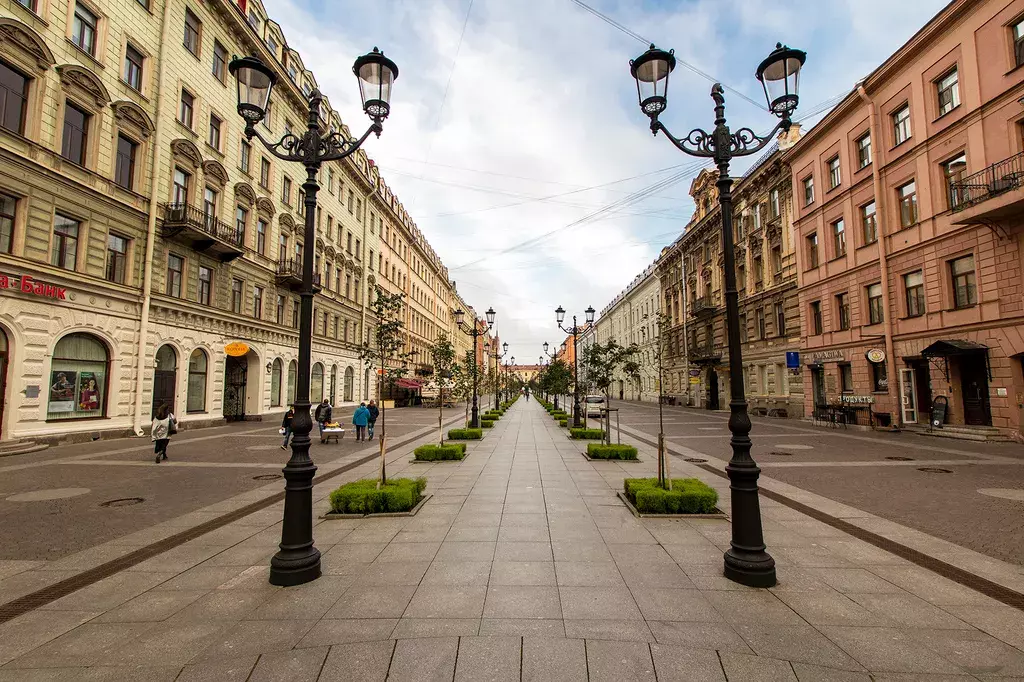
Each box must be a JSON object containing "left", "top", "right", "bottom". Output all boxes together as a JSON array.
[
  {"left": 225, "top": 342, "right": 250, "bottom": 356},
  {"left": 785, "top": 351, "right": 800, "bottom": 368},
  {"left": 866, "top": 348, "right": 886, "bottom": 364}
]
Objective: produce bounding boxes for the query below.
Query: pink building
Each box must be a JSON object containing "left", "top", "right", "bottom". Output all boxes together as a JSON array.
[{"left": 787, "top": 0, "right": 1024, "bottom": 439}]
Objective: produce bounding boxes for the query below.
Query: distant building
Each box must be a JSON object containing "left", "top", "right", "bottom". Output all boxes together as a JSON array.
[{"left": 595, "top": 263, "right": 660, "bottom": 401}]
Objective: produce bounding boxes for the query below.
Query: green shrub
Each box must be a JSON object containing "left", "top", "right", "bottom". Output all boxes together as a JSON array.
[
  {"left": 414, "top": 444, "right": 466, "bottom": 461},
  {"left": 624, "top": 478, "right": 719, "bottom": 514},
  {"left": 587, "top": 444, "right": 638, "bottom": 460},
  {"left": 559, "top": 419, "right": 567, "bottom": 427},
  {"left": 329, "top": 477, "right": 427, "bottom": 514},
  {"left": 484, "top": 411, "right": 502, "bottom": 419},
  {"left": 481, "top": 419, "right": 495, "bottom": 428},
  {"left": 569, "top": 428, "right": 604, "bottom": 440},
  {"left": 448, "top": 428, "right": 483, "bottom": 440},
  {"left": 552, "top": 412, "right": 568, "bottom": 420}
]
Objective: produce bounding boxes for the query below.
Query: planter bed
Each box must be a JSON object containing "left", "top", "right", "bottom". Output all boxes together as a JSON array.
[
  {"left": 569, "top": 428, "right": 604, "bottom": 440},
  {"left": 324, "top": 477, "right": 430, "bottom": 518},
  {"left": 411, "top": 443, "right": 467, "bottom": 462},
  {"left": 619, "top": 478, "right": 725, "bottom": 518},
  {"left": 583, "top": 443, "right": 639, "bottom": 461},
  {"left": 448, "top": 428, "right": 483, "bottom": 440}
]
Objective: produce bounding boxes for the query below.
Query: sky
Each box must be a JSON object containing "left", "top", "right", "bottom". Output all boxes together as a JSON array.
[{"left": 265, "top": 0, "right": 949, "bottom": 363}]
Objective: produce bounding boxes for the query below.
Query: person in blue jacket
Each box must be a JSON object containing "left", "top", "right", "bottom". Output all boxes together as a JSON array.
[{"left": 352, "top": 402, "right": 370, "bottom": 441}]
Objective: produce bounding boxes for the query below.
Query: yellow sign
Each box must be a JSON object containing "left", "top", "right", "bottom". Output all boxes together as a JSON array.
[
  {"left": 689, "top": 377, "right": 701, "bottom": 385},
  {"left": 224, "top": 342, "right": 250, "bottom": 357}
]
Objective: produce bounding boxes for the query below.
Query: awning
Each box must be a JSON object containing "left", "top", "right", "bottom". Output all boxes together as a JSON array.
[
  {"left": 395, "top": 378, "right": 423, "bottom": 389},
  {"left": 920, "top": 340, "right": 989, "bottom": 358}
]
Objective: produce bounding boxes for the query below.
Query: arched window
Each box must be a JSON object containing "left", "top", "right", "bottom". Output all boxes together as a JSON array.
[
  {"left": 344, "top": 366, "right": 354, "bottom": 402},
  {"left": 152, "top": 345, "right": 177, "bottom": 415},
  {"left": 48, "top": 332, "right": 108, "bottom": 420},
  {"left": 270, "top": 358, "right": 283, "bottom": 407},
  {"left": 287, "top": 359, "right": 297, "bottom": 405},
  {"left": 330, "top": 364, "right": 337, "bottom": 404},
  {"left": 311, "top": 362, "right": 324, "bottom": 402},
  {"left": 186, "top": 349, "right": 207, "bottom": 412}
]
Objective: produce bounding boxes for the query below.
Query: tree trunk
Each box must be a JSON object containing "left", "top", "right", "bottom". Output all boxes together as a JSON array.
[
  {"left": 379, "top": 361, "right": 387, "bottom": 488},
  {"left": 439, "top": 384, "right": 444, "bottom": 445}
]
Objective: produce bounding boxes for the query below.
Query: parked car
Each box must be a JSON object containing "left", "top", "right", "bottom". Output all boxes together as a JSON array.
[{"left": 585, "top": 394, "right": 606, "bottom": 418}]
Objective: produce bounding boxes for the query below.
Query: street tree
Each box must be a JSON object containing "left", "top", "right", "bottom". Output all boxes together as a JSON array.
[
  {"left": 452, "top": 349, "right": 476, "bottom": 426},
  {"left": 580, "top": 340, "right": 640, "bottom": 444},
  {"left": 428, "top": 332, "right": 457, "bottom": 445},
  {"left": 539, "top": 358, "right": 572, "bottom": 409}
]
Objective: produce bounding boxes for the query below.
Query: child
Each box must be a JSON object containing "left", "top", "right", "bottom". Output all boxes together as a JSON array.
[{"left": 151, "top": 403, "right": 175, "bottom": 463}]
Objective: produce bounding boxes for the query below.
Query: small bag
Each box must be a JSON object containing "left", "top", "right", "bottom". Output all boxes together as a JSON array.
[
  {"left": 168, "top": 417, "right": 178, "bottom": 435},
  {"left": 278, "top": 427, "right": 286, "bottom": 435}
]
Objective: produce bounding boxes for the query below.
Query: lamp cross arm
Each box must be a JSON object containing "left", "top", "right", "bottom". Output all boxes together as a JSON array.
[
  {"left": 244, "top": 126, "right": 306, "bottom": 163},
  {"left": 245, "top": 121, "right": 382, "bottom": 164},
  {"left": 653, "top": 117, "right": 788, "bottom": 161},
  {"left": 319, "top": 122, "right": 382, "bottom": 163}
]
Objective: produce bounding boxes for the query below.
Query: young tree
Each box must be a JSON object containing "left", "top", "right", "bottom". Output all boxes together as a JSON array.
[
  {"left": 451, "top": 349, "right": 476, "bottom": 426},
  {"left": 360, "top": 285, "right": 412, "bottom": 486},
  {"left": 428, "top": 332, "right": 457, "bottom": 445},
  {"left": 540, "top": 359, "right": 572, "bottom": 409},
  {"left": 580, "top": 340, "right": 640, "bottom": 444}
]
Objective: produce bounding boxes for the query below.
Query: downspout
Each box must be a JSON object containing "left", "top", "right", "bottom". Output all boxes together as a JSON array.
[
  {"left": 681, "top": 258, "right": 690, "bottom": 406},
  {"left": 132, "top": 0, "right": 175, "bottom": 436},
  {"left": 857, "top": 83, "right": 900, "bottom": 428}
]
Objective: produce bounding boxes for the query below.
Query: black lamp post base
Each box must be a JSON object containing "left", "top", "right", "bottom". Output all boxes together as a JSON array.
[
  {"left": 270, "top": 547, "right": 322, "bottom": 586},
  {"left": 723, "top": 548, "right": 776, "bottom": 588}
]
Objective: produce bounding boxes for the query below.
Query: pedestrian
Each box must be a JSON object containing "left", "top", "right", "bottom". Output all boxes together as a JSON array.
[
  {"left": 151, "top": 402, "right": 176, "bottom": 464},
  {"left": 280, "top": 407, "right": 294, "bottom": 450},
  {"left": 314, "top": 398, "right": 332, "bottom": 444},
  {"left": 353, "top": 401, "right": 370, "bottom": 441},
  {"left": 367, "top": 400, "right": 380, "bottom": 440}
]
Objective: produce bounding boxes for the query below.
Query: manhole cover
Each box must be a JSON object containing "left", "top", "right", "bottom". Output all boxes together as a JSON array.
[
  {"left": 100, "top": 497, "right": 144, "bottom": 507},
  {"left": 768, "top": 451, "right": 794, "bottom": 456},
  {"left": 886, "top": 456, "right": 915, "bottom": 461},
  {"left": 253, "top": 474, "right": 283, "bottom": 481},
  {"left": 683, "top": 457, "right": 707, "bottom": 463},
  {"left": 917, "top": 467, "right": 953, "bottom": 474}
]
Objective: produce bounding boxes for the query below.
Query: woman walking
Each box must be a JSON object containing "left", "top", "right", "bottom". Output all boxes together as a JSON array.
[
  {"left": 367, "top": 400, "right": 380, "bottom": 441},
  {"left": 280, "top": 407, "right": 294, "bottom": 450},
  {"left": 152, "top": 403, "right": 176, "bottom": 463},
  {"left": 352, "top": 402, "right": 370, "bottom": 441}
]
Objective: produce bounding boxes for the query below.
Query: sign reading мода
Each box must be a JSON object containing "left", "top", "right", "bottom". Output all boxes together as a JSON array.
[{"left": 0, "top": 274, "right": 68, "bottom": 300}]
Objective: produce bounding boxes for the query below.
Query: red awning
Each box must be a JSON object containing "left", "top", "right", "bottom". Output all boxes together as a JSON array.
[{"left": 395, "top": 378, "right": 422, "bottom": 389}]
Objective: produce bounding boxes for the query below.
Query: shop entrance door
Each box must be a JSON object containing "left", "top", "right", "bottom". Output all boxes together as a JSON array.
[
  {"left": 959, "top": 355, "right": 991, "bottom": 426},
  {"left": 707, "top": 368, "right": 719, "bottom": 410},
  {"left": 223, "top": 355, "right": 247, "bottom": 421},
  {"left": 899, "top": 368, "right": 917, "bottom": 424},
  {"left": 811, "top": 366, "right": 826, "bottom": 408}
]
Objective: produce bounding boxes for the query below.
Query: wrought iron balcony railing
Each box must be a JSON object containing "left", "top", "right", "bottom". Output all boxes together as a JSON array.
[
  {"left": 949, "top": 151, "right": 1024, "bottom": 212},
  {"left": 161, "top": 203, "right": 243, "bottom": 246},
  {"left": 691, "top": 296, "right": 717, "bottom": 317}
]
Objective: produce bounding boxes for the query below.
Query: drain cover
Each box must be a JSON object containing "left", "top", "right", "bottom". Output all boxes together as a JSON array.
[
  {"left": 253, "top": 474, "right": 283, "bottom": 481},
  {"left": 768, "top": 451, "right": 794, "bottom": 456},
  {"left": 100, "top": 497, "right": 144, "bottom": 507},
  {"left": 886, "top": 456, "right": 915, "bottom": 461},
  {"left": 918, "top": 467, "right": 953, "bottom": 474},
  {"left": 683, "top": 457, "right": 707, "bottom": 463}
]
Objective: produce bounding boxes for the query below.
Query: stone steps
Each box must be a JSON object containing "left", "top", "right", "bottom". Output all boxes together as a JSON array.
[
  {"left": 903, "top": 423, "right": 1015, "bottom": 442},
  {"left": 0, "top": 439, "right": 50, "bottom": 457}
]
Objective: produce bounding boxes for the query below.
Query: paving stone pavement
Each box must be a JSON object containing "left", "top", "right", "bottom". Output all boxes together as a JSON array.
[{"left": 1, "top": 399, "right": 1023, "bottom": 680}]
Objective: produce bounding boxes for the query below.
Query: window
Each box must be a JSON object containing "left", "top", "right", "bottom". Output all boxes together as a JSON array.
[
  {"left": 197, "top": 265, "right": 211, "bottom": 305},
  {"left": 240, "top": 140, "right": 251, "bottom": 173},
  {"left": 827, "top": 156, "right": 841, "bottom": 189},
  {"left": 287, "top": 360, "right": 297, "bottom": 404},
  {"left": 856, "top": 133, "right": 871, "bottom": 169},
  {"left": 893, "top": 105, "right": 911, "bottom": 145},
  {"left": 355, "top": 238, "right": 361, "bottom": 259},
  {"left": 771, "top": 246, "right": 782, "bottom": 279},
  {"left": 72, "top": 3, "right": 98, "bottom": 56},
  {"left": 832, "top": 218, "right": 846, "bottom": 257},
  {"left": 179, "top": 89, "right": 194, "bottom": 128},
  {"left": 867, "top": 283, "right": 883, "bottom": 325},
  {"left": 15, "top": 0, "right": 36, "bottom": 10},
  {"left": 806, "top": 232, "right": 819, "bottom": 268},
  {"left": 292, "top": 299, "right": 299, "bottom": 328},
  {"left": 334, "top": 268, "right": 340, "bottom": 293},
  {"left": 810, "top": 301, "right": 822, "bottom": 335},
  {"left": 254, "top": 286, "right": 263, "bottom": 319},
  {"left": 356, "top": 198, "right": 363, "bottom": 222},
  {"left": 739, "top": 314, "right": 748, "bottom": 343},
  {"left": 897, "top": 181, "right": 917, "bottom": 227},
  {"left": 755, "top": 308, "right": 766, "bottom": 339},
  {"left": 260, "top": 158, "right": 270, "bottom": 188},
  {"left": 52, "top": 214, "right": 79, "bottom": 270},
  {"left": 803, "top": 176, "right": 814, "bottom": 205},
  {"left": 326, "top": 215, "right": 333, "bottom": 239},
  {"left": 231, "top": 277, "right": 243, "bottom": 313},
  {"left": 47, "top": 333, "right": 108, "bottom": 420},
  {"left": 769, "top": 189, "right": 780, "bottom": 218},
  {"left": 276, "top": 294, "right": 284, "bottom": 324},
  {"left": 212, "top": 41, "right": 227, "bottom": 83},
  {"left": 172, "top": 167, "right": 190, "bottom": 204},
  {"left": 345, "top": 274, "right": 351, "bottom": 298},
  {"left": 950, "top": 255, "right": 976, "bottom": 309},
  {"left": 270, "top": 358, "right": 282, "bottom": 407},
  {"left": 905, "top": 270, "right": 925, "bottom": 317},
  {"left": 203, "top": 187, "right": 217, "bottom": 225},
  {"left": 124, "top": 44, "right": 144, "bottom": 91},
  {"left": 736, "top": 213, "right": 745, "bottom": 241},
  {"left": 183, "top": 9, "right": 201, "bottom": 56},
  {"left": 1014, "top": 18, "right": 1024, "bottom": 67},
  {"left": 208, "top": 113, "right": 221, "bottom": 150},
  {"left": 282, "top": 176, "right": 291, "bottom": 205},
  {"left": 347, "top": 232, "right": 352, "bottom": 253},
  {"left": 753, "top": 256, "right": 763, "bottom": 288},
  {"left": 256, "top": 219, "right": 266, "bottom": 255},
  {"left": 186, "top": 349, "right": 207, "bottom": 412},
  {"left": 861, "top": 201, "right": 877, "bottom": 244},
  {"left": 0, "top": 61, "right": 29, "bottom": 135},
  {"left": 835, "top": 292, "right": 850, "bottom": 330},
  {"left": 105, "top": 233, "right": 128, "bottom": 284},
  {"left": 61, "top": 102, "right": 89, "bottom": 166},
  {"left": 871, "top": 361, "right": 888, "bottom": 393},
  {"left": 297, "top": 189, "right": 304, "bottom": 215},
  {"left": 266, "top": 35, "right": 278, "bottom": 56},
  {"left": 247, "top": 8, "right": 260, "bottom": 29},
  {"left": 775, "top": 301, "right": 785, "bottom": 336},
  {"left": 166, "top": 254, "right": 183, "bottom": 297},
  {"left": 839, "top": 363, "right": 854, "bottom": 393},
  {"left": 943, "top": 154, "right": 967, "bottom": 209},
  {"left": 347, "top": 190, "right": 354, "bottom": 213},
  {"left": 327, "top": 168, "right": 334, "bottom": 193},
  {"left": 0, "top": 192, "right": 15, "bottom": 254},
  {"left": 936, "top": 68, "right": 959, "bottom": 116},
  {"left": 114, "top": 134, "right": 137, "bottom": 190}
]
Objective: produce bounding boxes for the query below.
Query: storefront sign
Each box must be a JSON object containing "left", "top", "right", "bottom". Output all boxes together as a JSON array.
[
  {"left": 224, "top": 342, "right": 250, "bottom": 357},
  {"left": 786, "top": 351, "right": 800, "bottom": 368},
  {"left": 689, "top": 377, "right": 700, "bottom": 385},
  {"left": 839, "top": 395, "right": 876, "bottom": 404},
  {"left": 810, "top": 350, "right": 845, "bottom": 363},
  {"left": 0, "top": 274, "right": 68, "bottom": 300},
  {"left": 866, "top": 348, "right": 886, "bottom": 364}
]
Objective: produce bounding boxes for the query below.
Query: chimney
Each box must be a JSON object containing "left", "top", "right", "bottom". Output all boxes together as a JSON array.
[{"left": 778, "top": 123, "right": 803, "bottom": 150}]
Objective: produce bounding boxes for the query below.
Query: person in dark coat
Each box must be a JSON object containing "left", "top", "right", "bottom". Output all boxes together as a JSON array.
[
  {"left": 280, "top": 407, "right": 294, "bottom": 450},
  {"left": 352, "top": 402, "right": 370, "bottom": 441},
  {"left": 367, "top": 400, "right": 380, "bottom": 440},
  {"left": 314, "top": 399, "right": 332, "bottom": 443}
]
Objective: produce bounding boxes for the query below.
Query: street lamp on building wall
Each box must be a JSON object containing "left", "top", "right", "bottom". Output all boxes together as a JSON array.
[
  {"left": 454, "top": 307, "right": 495, "bottom": 428},
  {"left": 228, "top": 48, "right": 398, "bottom": 587},
  {"left": 555, "top": 305, "right": 595, "bottom": 428},
  {"left": 628, "top": 42, "right": 806, "bottom": 588}
]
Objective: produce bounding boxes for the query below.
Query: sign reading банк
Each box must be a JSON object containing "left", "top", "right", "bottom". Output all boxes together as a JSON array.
[{"left": 0, "top": 274, "right": 68, "bottom": 300}]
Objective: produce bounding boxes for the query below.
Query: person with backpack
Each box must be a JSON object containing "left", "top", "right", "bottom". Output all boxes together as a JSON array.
[
  {"left": 367, "top": 400, "right": 380, "bottom": 440},
  {"left": 152, "top": 403, "right": 176, "bottom": 463},
  {"left": 280, "top": 407, "right": 294, "bottom": 450},
  {"left": 314, "top": 399, "right": 332, "bottom": 444},
  {"left": 352, "top": 402, "right": 370, "bottom": 441}
]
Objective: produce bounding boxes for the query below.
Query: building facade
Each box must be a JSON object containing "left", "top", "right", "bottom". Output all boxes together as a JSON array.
[
  {"left": 0, "top": 0, "right": 473, "bottom": 444},
  {"left": 787, "top": 0, "right": 1024, "bottom": 438},
  {"left": 595, "top": 263, "right": 660, "bottom": 401}
]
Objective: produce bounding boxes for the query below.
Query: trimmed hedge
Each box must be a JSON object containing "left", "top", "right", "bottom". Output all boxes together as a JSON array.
[
  {"left": 484, "top": 411, "right": 502, "bottom": 419},
  {"left": 414, "top": 443, "right": 466, "bottom": 461},
  {"left": 481, "top": 419, "right": 495, "bottom": 428},
  {"left": 569, "top": 428, "right": 604, "bottom": 440},
  {"left": 329, "top": 477, "right": 427, "bottom": 514},
  {"left": 448, "top": 428, "right": 483, "bottom": 440},
  {"left": 624, "top": 478, "right": 719, "bottom": 514},
  {"left": 587, "top": 444, "right": 638, "bottom": 460},
  {"left": 552, "top": 412, "right": 568, "bottom": 420},
  {"left": 559, "top": 419, "right": 568, "bottom": 427}
]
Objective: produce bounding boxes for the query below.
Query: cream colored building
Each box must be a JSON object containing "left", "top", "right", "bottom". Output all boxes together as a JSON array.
[
  {"left": 595, "top": 262, "right": 660, "bottom": 401},
  {"left": 0, "top": 0, "right": 470, "bottom": 445}
]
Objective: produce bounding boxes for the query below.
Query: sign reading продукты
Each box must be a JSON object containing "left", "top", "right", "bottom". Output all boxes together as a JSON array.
[{"left": 0, "top": 274, "right": 68, "bottom": 300}]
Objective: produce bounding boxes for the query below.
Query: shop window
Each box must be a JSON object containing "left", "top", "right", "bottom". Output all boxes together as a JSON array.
[
  {"left": 311, "top": 362, "right": 324, "bottom": 402},
  {"left": 1, "top": 192, "right": 16, "bottom": 254},
  {"left": 47, "top": 333, "right": 108, "bottom": 420},
  {"left": 287, "top": 359, "right": 297, "bottom": 404},
  {"left": 0, "top": 61, "right": 29, "bottom": 136},
  {"left": 839, "top": 363, "right": 853, "bottom": 393},
  {"left": 344, "top": 366, "right": 354, "bottom": 402},
  {"left": 270, "top": 358, "right": 282, "bottom": 407},
  {"left": 186, "top": 348, "right": 207, "bottom": 412},
  {"left": 330, "top": 365, "right": 338, "bottom": 404},
  {"left": 871, "top": 361, "right": 888, "bottom": 393}
]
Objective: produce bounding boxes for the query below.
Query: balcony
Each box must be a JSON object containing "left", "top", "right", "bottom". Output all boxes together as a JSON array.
[
  {"left": 160, "top": 203, "right": 244, "bottom": 262},
  {"left": 275, "top": 258, "right": 322, "bottom": 293},
  {"left": 950, "top": 151, "right": 1024, "bottom": 232},
  {"left": 691, "top": 296, "right": 717, "bottom": 318},
  {"left": 687, "top": 342, "right": 723, "bottom": 364}
]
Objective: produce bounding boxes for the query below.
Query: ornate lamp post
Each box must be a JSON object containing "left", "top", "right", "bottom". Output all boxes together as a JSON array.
[
  {"left": 455, "top": 307, "right": 495, "bottom": 428},
  {"left": 555, "top": 305, "right": 595, "bottom": 428},
  {"left": 542, "top": 342, "right": 558, "bottom": 408},
  {"left": 491, "top": 342, "right": 507, "bottom": 409},
  {"left": 228, "top": 48, "right": 398, "bottom": 587},
  {"left": 628, "top": 42, "right": 806, "bottom": 588}
]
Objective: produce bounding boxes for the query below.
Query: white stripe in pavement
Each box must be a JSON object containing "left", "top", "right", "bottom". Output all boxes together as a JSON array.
[
  {"left": 65, "top": 460, "right": 282, "bottom": 469},
  {"left": 759, "top": 459, "right": 1023, "bottom": 468}
]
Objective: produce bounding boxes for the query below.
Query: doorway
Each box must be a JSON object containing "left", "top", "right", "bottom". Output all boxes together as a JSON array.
[
  {"left": 907, "top": 359, "right": 932, "bottom": 422},
  {"left": 707, "top": 367, "right": 720, "bottom": 410},
  {"left": 152, "top": 345, "right": 177, "bottom": 417},
  {"left": 959, "top": 354, "right": 991, "bottom": 426},
  {"left": 899, "top": 368, "right": 917, "bottom": 424},
  {"left": 0, "top": 327, "right": 8, "bottom": 440},
  {"left": 223, "top": 355, "right": 248, "bottom": 421},
  {"left": 811, "top": 366, "right": 826, "bottom": 407}
]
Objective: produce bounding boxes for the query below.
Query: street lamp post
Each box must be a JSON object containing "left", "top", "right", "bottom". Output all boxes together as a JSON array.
[
  {"left": 555, "top": 305, "right": 595, "bottom": 428},
  {"left": 228, "top": 48, "right": 398, "bottom": 587},
  {"left": 628, "top": 42, "right": 806, "bottom": 588},
  {"left": 494, "top": 342, "right": 507, "bottom": 409},
  {"left": 542, "top": 342, "right": 558, "bottom": 408},
  {"left": 455, "top": 307, "right": 495, "bottom": 428}
]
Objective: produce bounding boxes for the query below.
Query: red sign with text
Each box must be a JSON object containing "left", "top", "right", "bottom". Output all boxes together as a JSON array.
[{"left": 0, "top": 274, "right": 68, "bottom": 300}]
